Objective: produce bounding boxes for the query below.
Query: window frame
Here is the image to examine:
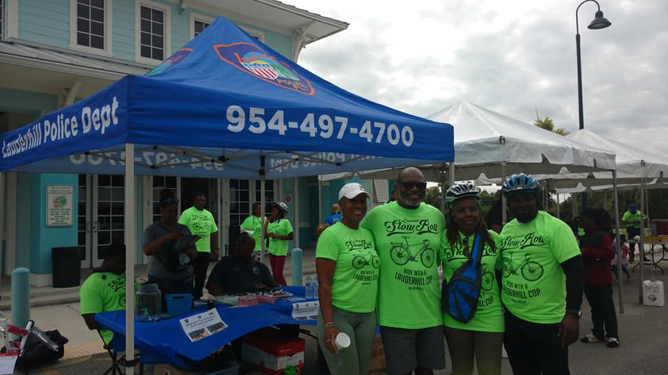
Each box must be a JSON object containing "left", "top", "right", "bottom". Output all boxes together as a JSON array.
[
  {"left": 135, "top": 0, "right": 171, "bottom": 65},
  {"left": 189, "top": 12, "right": 214, "bottom": 40},
  {"left": 240, "top": 26, "right": 265, "bottom": 42},
  {"left": 0, "top": 0, "right": 4, "bottom": 41},
  {"left": 69, "top": 0, "right": 113, "bottom": 57}
]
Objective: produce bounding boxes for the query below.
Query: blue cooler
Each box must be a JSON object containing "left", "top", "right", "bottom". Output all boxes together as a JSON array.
[{"left": 165, "top": 293, "right": 194, "bottom": 317}]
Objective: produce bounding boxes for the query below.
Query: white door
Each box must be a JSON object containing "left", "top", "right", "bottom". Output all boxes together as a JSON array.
[{"left": 78, "top": 174, "right": 125, "bottom": 268}]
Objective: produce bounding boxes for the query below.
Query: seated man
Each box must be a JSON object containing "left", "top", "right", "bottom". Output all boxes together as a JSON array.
[
  {"left": 207, "top": 233, "right": 276, "bottom": 296},
  {"left": 80, "top": 244, "right": 136, "bottom": 345}
]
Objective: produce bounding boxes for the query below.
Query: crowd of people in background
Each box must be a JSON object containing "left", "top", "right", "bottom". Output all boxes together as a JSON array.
[{"left": 79, "top": 167, "right": 643, "bottom": 375}]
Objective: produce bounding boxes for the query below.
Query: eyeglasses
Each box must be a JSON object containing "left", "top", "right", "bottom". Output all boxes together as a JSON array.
[
  {"left": 160, "top": 197, "right": 179, "bottom": 207},
  {"left": 401, "top": 182, "right": 427, "bottom": 190}
]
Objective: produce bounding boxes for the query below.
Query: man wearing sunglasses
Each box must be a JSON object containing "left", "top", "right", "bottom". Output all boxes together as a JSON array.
[{"left": 361, "top": 167, "right": 446, "bottom": 375}]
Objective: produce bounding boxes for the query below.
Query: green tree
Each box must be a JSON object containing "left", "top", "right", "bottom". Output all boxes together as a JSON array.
[
  {"left": 534, "top": 116, "right": 570, "bottom": 136},
  {"left": 424, "top": 186, "right": 442, "bottom": 209}
]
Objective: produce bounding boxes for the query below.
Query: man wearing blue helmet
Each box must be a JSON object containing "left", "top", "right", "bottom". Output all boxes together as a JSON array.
[{"left": 499, "top": 173, "right": 583, "bottom": 374}]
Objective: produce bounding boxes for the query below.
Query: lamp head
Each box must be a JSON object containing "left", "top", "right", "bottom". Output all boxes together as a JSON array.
[{"left": 588, "top": 10, "right": 611, "bottom": 29}]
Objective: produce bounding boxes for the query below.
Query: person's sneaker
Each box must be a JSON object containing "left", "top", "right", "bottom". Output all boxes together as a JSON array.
[
  {"left": 607, "top": 337, "right": 620, "bottom": 348},
  {"left": 581, "top": 334, "right": 603, "bottom": 343}
]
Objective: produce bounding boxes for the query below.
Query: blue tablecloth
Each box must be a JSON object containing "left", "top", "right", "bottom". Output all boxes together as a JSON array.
[{"left": 95, "top": 286, "right": 316, "bottom": 367}]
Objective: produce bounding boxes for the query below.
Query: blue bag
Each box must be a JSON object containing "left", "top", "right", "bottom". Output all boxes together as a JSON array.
[{"left": 442, "top": 233, "right": 484, "bottom": 323}]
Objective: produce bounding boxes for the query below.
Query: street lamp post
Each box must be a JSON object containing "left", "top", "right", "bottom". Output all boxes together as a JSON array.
[{"left": 575, "top": 0, "right": 611, "bottom": 209}]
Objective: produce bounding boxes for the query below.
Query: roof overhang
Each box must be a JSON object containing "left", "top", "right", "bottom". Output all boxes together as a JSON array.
[{"left": 193, "top": 0, "right": 349, "bottom": 45}]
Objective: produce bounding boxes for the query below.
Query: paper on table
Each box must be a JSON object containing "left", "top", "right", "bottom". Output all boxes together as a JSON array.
[
  {"left": 179, "top": 308, "right": 228, "bottom": 343},
  {"left": 0, "top": 352, "right": 18, "bottom": 375},
  {"left": 291, "top": 301, "right": 319, "bottom": 320}
]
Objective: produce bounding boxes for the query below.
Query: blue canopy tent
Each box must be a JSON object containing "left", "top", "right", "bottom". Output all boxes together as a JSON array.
[{"left": 0, "top": 17, "right": 453, "bottom": 366}]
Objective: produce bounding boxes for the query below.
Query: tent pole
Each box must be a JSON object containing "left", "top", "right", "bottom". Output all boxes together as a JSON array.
[
  {"left": 294, "top": 177, "right": 300, "bottom": 249},
  {"left": 556, "top": 193, "right": 560, "bottom": 219},
  {"left": 124, "top": 143, "right": 136, "bottom": 369},
  {"left": 501, "top": 162, "right": 507, "bottom": 225},
  {"left": 612, "top": 170, "right": 624, "bottom": 313},
  {"left": 448, "top": 162, "right": 455, "bottom": 186},
  {"left": 318, "top": 175, "right": 323, "bottom": 222},
  {"left": 260, "top": 156, "right": 266, "bottom": 262},
  {"left": 639, "top": 161, "right": 646, "bottom": 303},
  {"left": 603, "top": 190, "right": 608, "bottom": 213},
  {"left": 439, "top": 164, "right": 446, "bottom": 214}
]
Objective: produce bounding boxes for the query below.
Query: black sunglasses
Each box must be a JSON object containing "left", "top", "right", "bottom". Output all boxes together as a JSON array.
[
  {"left": 402, "top": 182, "right": 427, "bottom": 190},
  {"left": 160, "top": 197, "right": 179, "bottom": 207}
]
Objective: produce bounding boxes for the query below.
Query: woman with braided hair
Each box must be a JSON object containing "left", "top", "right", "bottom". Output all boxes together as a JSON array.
[{"left": 440, "top": 183, "right": 503, "bottom": 375}]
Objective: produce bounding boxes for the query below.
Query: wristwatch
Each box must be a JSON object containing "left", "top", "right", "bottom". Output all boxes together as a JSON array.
[{"left": 566, "top": 309, "right": 582, "bottom": 319}]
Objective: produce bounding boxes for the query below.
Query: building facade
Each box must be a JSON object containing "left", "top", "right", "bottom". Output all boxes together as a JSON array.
[{"left": 0, "top": 0, "right": 371, "bottom": 286}]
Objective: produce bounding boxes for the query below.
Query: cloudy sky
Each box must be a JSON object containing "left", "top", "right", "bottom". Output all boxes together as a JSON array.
[{"left": 289, "top": 0, "right": 668, "bottom": 152}]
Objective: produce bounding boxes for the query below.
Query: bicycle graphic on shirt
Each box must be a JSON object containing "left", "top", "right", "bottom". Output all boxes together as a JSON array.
[
  {"left": 481, "top": 264, "right": 495, "bottom": 292},
  {"left": 352, "top": 252, "right": 380, "bottom": 269},
  {"left": 502, "top": 253, "right": 544, "bottom": 281},
  {"left": 389, "top": 237, "right": 435, "bottom": 267}
]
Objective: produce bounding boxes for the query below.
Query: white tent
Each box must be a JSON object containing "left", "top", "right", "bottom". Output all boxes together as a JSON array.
[{"left": 323, "top": 101, "right": 616, "bottom": 182}]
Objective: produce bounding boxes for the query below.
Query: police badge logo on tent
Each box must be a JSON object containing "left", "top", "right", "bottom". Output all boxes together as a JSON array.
[{"left": 215, "top": 42, "right": 315, "bottom": 95}]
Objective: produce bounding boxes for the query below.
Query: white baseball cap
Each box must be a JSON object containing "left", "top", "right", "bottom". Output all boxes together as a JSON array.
[{"left": 339, "top": 183, "right": 370, "bottom": 200}]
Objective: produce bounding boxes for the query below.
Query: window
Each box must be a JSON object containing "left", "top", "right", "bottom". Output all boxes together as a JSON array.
[
  {"left": 76, "top": 0, "right": 105, "bottom": 49},
  {"left": 194, "top": 20, "right": 209, "bottom": 37},
  {"left": 189, "top": 13, "right": 214, "bottom": 40},
  {"left": 140, "top": 6, "right": 164, "bottom": 60},
  {"left": 70, "top": 0, "right": 112, "bottom": 55},
  {"left": 135, "top": 1, "right": 170, "bottom": 63}
]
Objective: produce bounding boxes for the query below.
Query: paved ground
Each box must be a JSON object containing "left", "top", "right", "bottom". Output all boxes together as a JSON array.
[{"left": 10, "top": 250, "right": 668, "bottom": 374}]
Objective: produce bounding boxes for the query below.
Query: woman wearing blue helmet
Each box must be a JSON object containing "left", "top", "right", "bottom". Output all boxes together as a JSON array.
[{"left": 440, "top": 183, "right": 503, "bottom": 375}]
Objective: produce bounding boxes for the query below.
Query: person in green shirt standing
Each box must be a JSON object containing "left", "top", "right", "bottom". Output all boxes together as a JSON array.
[
  {"left": 179, "top": 192, "right": 219, "bottom": 299},
  {"left": 241, "top": 203, "right": 264, "bottom": 261},
  {"left": 264, "top": 202, "right": 293, "bottom": 286},
  {"left": 499, "top": 173, "right": 584, "bottom": 375},
  {"left": 621, "top": 203, "right": 643, "bottom": 263},
  {"left": 317, "top": 183, "right": 379, "bottom": 375},
  {"left": 80, "top": 244, "right": 137, "bottom": 345},
  {"left": 440, "top": 184, "right": 503, "bottom": 375},
  {"left": 361, "top": 167, "right": 445, "bottom": 375}
]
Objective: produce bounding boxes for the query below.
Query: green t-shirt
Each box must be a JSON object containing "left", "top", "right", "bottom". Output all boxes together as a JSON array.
[
  {"left": 267, "top": 219, "right": 293, "bottom": 256},
  {"left": 79, "top": 272, "right": 137, "bottom": 344},
  {"left": 622, "top": 211, "right": 642, "bottom": 229},
  {"left": 440, "top": 230, "right": 504, "bottom": 332},
  {"left": 499, "top": 211, "right": 580, "bottom": 324},
  {"left": 316, "top": 222, "right": 379, "bottom": 313},
  {"left": 361, "top": 201, "right": 444, "bottom": 329},
  {"left": 178, "top": 207, "right": 218, "bottom": 253},
  {"left": 241, "top": 215, "right": 264, "bottom": 252}
]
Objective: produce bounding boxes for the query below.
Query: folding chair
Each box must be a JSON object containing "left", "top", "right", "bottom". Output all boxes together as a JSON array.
[{"left": 100, "top": 331, "right": 125, "bottom": 375}]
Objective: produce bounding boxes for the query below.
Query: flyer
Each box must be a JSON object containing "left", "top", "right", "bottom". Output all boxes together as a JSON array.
[
  {"left": 291, "top": 301, "right": 319, "bottom": 320},
  {"left": 179, "top": 308, "right": 228, "bottom": 342}
]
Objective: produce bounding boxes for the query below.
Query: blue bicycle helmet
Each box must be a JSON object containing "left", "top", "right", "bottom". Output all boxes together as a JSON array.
[
  {"left": 445, "top": 183, "right": 482, "bottom": 208},
  {"left": 501, "top": 173, "right": 540, "bottom": 198}
]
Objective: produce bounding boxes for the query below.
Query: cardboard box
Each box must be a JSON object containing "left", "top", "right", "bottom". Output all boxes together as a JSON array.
[{"left": 242, "top": 328, "right": 305, "bottom": 373}]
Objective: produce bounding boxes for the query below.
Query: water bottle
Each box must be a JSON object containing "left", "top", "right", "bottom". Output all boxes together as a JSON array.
[
  {"left": 305, "top": 276, "right": 314, "bottom": 299},
  {"left": 313, "top": 278, "right": 319, "bottom": 300}
]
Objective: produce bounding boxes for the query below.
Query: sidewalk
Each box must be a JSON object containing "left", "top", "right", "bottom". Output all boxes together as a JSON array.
[
  {"left": 1, "top": 248, "right": 317, "bottom": 363},
  {"left": 12, "top": 246, "right": 668, "bottom": 374}
]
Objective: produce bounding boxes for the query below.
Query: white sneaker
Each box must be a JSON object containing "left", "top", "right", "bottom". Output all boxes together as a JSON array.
[
  {"left": 580, "top": 333, "right": 602, "bottom": 343},
  {"left": 607, "top": 337, "right": 620, "bottom": 348}
]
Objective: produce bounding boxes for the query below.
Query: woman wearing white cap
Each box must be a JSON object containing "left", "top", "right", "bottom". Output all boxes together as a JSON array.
[{"left": 316, "top": 183, "right": 379, "bottom": 375}]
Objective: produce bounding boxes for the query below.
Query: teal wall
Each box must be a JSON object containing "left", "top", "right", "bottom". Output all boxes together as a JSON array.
[
  {"left": 29, "top": 174, "right": 79, "bottom": 274},
  {"left": 0, "top": 87, "right": 58, "bottom": 116},
  {"left": 16, "top": 0, "right": 294, "bottom": 63},
  {"left": 18, "top": 0, "right": 70, "bottom": 48}
]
